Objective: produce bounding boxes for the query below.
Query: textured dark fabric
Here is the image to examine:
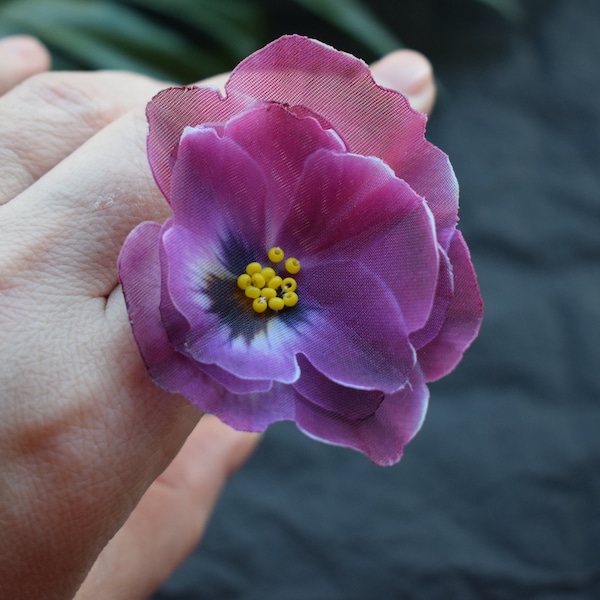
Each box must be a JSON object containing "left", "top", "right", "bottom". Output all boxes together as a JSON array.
[{"left": 154, "top": 1, "right": 600, "bottom": 598}]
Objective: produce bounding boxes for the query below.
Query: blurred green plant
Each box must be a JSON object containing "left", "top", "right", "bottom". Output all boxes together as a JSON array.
[
  {"left": 0, "top": 0, "right": 523, "bottom": 81},
  {"left": 476, "top": 0, "right": 524, "bottom": 20}
]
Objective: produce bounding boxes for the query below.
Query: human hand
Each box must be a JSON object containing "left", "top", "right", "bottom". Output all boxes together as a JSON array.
[
  {"left": 0, "top": 35, "right": 50, "bottom": 94},
  {"left": 0, "top": 47, "right": 435, "bottom": 600}
]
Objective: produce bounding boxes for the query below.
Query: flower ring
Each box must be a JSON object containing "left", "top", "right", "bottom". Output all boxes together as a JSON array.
[{"left": 119, "top": 35, "right": 483, "bottom": 465}]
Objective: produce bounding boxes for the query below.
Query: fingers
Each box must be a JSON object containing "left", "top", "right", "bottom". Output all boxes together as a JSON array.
[
  {"left": 0, "top": 70, "right": 165, "bottom": 205},
  {"left": 75, "top": 416, "right": 260, "bottom": 600},
  {"left": 0, "top": 35, "right": 50, "bottom": 95},
  {"left": 0, "top": 108, "right": 168, "bottom": 299},
  {"left": 370, "top": 49, "right": 436, "bottom": 115}
]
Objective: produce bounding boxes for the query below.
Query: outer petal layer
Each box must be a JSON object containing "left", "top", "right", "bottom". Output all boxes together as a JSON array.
[
  {"left": 147, "top": 36, "right": 458, "bottom": 248},
  {"left": 118, "top": 222, "right": 221, "bottom": 404},
  {"left": 225, "top": 35, "right": 459, "bottom": 248},
  {"left": 293, "top": 357, "right": 429, "bottom": 466},
  {"left": 417, "top": 231, "right": 484, "bottom": 381}
]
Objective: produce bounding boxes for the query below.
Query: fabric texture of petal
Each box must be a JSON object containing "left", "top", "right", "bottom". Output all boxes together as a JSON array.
[{"left": 119, "top": 35, "right": 482, "bottom": 465}]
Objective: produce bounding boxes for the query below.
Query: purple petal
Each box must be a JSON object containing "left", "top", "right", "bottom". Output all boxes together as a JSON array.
[
  {"left": 117, "top": 221, "right": 222, "bottom": 407},
  {"left": 160, "top": 223, "right": 220, "bottom": 341},
  {"left": 156, "top": 229, "right": 273, "bottom": 396},
  {"left": 293, "top": 358, "right": 429, "bottom": 466},
  {"left": 159, "top": 216, "right": 301, "bottom": 384},
  {"left": 158, "top": 223, "right": 283, "bottom": 392},
  {"left": 201, "top": 382, "right": 296, "bottom": 432},
  {"left": 225, "top": 35, "right": 458, "bottom": 247},
  {"left": 409, "top": 247, "right": 454, "bottom": 349},
  {"left": 298, "top": 261, "right": 415, "bottom": 394},
  {"left": 198, "top": 363, "right": 273, "bottom": 395},
  {"left": 417, "top": 230, "right": 484, "bottom": 381},
  {"left": 170, "top": 125, "right": 268, "bottom": 247},
  {"left": 294, "top": 355, "right": 384, "bottom": 421},
  {"left": 277, "top": 149, "right": 439, "bottom": 333},
  {"left": 162, "top": 226, "right": 414, "bottom": 391},
  {"left": 182, "top": 313, "right": 304, "bottom": 384}
]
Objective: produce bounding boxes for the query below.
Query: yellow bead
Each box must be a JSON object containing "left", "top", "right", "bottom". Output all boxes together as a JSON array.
[
  {"left": 251, "top": 273, "right": 266, "bottom": 288},
  {"left": 245, "top": 285, "right": 261, "bottom": 299},
  {"left": 261, "top": 267, "right": 276, "bottom": 281},
  {"left": 281, "top": 277, "right": 297, "bottom": 292},
  {"left": 285, "top": 257, "right": 300, "bottom": 274},
  {"left": 268, "top": 297, "right": 285, "bottom": 311},
  {"left": 252, "top": 297, "right": 268, "bottom": 313},
  {"left": 267, "top": 276, "right": 283, "bottom": 289},
  {"left": 282, "top": 291, "right": 298, "bottom": 307},
  {"left": 237, "top": 273, "right": 252, "bottom": 290},
  {"left": 261, "top": 287, "right": 277, "bottom": 299},
  {"left": 246, "top": 262, "right": 262, "bottom": 275},
  {"left": 268, "top": 247, "right": 284, "bottom": 263}
]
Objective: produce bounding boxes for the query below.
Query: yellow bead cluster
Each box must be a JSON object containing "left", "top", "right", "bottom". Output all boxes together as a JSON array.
[{"left": 237, "top": 247, "right": 300, "bottom": 313}]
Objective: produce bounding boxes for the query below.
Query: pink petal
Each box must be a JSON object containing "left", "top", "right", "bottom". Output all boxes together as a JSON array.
[
  {"left": 146, "top": 86, "right": 250, "bottom": 201},
  {"left": 226, "top": 35, "right": 458, "bottom": 247},
  {"left": 200, "top": 382, "right": 297, "bottom": 432},
  {"left": 409, "top": 247, "right": 454, "bottom": 349},
  {"left": 223, "top": 103, "right": 346, "bottom": 238}
]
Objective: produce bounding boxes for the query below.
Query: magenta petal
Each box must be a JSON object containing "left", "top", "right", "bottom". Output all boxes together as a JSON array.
[
  {"left": 293, "top": 359, "right": 429, "bottom": 466},
  {"left": 226, "top": 35, "right": 458, "bottom": 247},
  {"left": 223, "top": 103, "right": 346, "bottom": 236},
  {"left": 170, "top": 126, "right": 268, "bottom": 246},
  {"left": 117, "top": 222, "right": 222, "bottom": 407},
  {"left": 277, "top": 149, "right": 439, "bottom": 332},
  {"left": 417, "top": 231, "right": 484, "bottom": 381},
  {"left": 146, "top": 86, "right": 251, "bottom": 201},
  {"left": 299, "top": 261, "right": 415, "bottom": 394},
  {"left": 409, "top": 247, "right": 453, "bottom": 349}
]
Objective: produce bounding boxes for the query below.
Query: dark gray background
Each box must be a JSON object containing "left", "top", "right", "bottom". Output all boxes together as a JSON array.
[{"left": 155, "top": 1, "right": 600, "bottom": 598}]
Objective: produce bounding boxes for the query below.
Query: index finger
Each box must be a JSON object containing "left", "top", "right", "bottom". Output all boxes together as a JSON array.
[{"left": 0, "top": 70, "right": 164, "bottom": 205}]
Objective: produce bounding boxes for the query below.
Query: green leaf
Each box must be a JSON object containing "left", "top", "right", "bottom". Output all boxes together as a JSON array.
[
  {"left": 291, "top": 0, "right": 403, "bottom": 55},
  {"left": 0, "top": 0, "right": 262, "bottom": 81},
  {"left": 475, "top": 0, "right": 524, "bottom": 20}
]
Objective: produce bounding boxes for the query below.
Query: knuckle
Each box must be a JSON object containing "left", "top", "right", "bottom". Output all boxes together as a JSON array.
[{"left": 20, "top": 71, "right": 95, "bottom": 111}]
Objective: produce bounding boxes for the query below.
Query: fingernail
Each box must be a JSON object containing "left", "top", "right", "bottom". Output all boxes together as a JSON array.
[
  {"left": 372, "top": 50, "right": 435, "bottom": 113},
  {"left": 400, "top": 56, "right": 433, "bottom": 97},
  {"left": 374, "top": 50, "right": 432, "bottom": 96},
  {"left": 0, "top": 35, "right": 43, "bottom": 59}
]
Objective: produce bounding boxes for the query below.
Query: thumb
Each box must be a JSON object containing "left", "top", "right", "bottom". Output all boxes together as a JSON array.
[
  {"left": 75, "top": 414, "right": 260, "bottom": 600},
  {"left": 0, "top": 35, "right": 50, "bottom": 95},
  {"left": 370, "top": 49, "right": 436, "bottom": 115}
]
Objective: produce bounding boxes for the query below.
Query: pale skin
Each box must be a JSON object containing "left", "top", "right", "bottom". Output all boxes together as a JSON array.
[{"left": 0, "top": 35, "right": 436, "bottom": 599}]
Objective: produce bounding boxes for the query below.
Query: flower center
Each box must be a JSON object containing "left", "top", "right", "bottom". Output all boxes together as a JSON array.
[{"left": 236, "top": 247, "right": 300, "bottom": 314}]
